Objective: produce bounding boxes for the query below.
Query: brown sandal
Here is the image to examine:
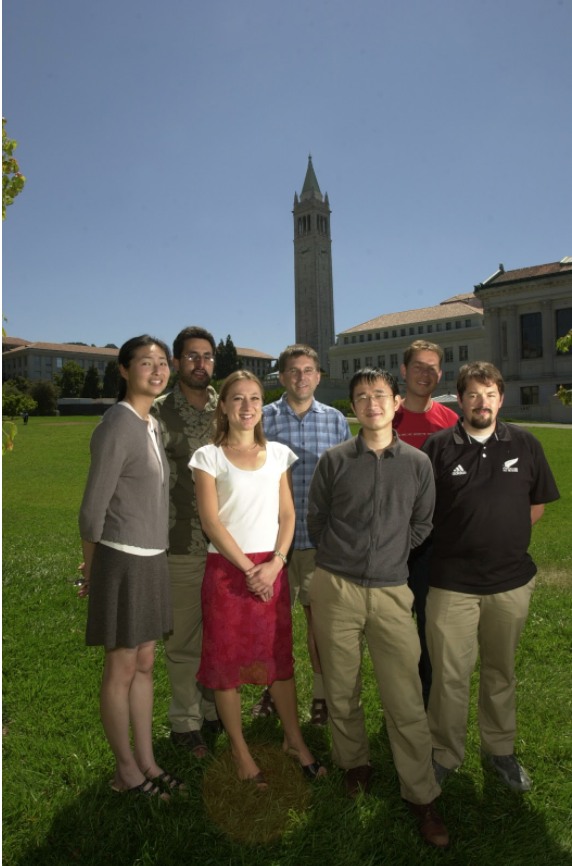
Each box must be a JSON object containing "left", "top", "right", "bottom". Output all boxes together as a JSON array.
[
  {"left": 310, "top": 698, "right": 328, "bottom": 726},
  {"left": 250, "top": 688, "right": 276, "bottom": 718}
]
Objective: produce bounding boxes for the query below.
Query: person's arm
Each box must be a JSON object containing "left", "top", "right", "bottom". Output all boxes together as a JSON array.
[
  {"left": 245, "top": 469, "right": 295, "bottom": 596},
  {"left": 307, "top": 452, "right": 332, "bottom": 546},
  {"left": 531, "top": 503, "right": 545, "bottom": 525},
  {"left": 77, "top": 540, "right": 97, "bottom": 598},
  {"left": 409, "top": 457, "right": 436, "bottom": 549},
  {"left": 193, "top": 468, "right": 256, "bottom": 573}
]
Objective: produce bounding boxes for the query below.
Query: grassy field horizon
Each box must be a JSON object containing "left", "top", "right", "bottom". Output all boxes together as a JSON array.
[{"left": 3, "top": 417, "right": 571, "bottom": 865}]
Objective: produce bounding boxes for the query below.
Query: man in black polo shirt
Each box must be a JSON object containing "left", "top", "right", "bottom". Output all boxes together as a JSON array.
[{"left": 422, "top": 362, "right": 559, "bottom": 793}]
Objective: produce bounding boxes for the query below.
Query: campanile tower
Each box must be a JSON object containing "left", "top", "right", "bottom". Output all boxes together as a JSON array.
[{"left": 293, "top": 156, "right": 335, "bottom": 372}]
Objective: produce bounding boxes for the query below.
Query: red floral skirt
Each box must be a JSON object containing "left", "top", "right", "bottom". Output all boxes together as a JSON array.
[{"left": 197, "top": 552, "right": 294, "bottom": 690}]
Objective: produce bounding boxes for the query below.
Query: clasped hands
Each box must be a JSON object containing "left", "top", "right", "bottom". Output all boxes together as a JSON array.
[{"left": 244, "top": 558, "right": 282, "bottom": 602}]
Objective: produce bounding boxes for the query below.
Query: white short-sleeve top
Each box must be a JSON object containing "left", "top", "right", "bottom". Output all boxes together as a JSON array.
[{"left": 190, "top": 442, "right": 298, "bottom": 554}]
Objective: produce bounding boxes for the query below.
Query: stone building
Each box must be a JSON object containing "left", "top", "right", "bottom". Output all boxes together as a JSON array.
[
  {"left": 2, "top": 340, "right": 119, "bottom": 383},
  {"left": 293, "top": 156, "right": 335, "bottom": 372},
  {"left": 235, "top": 347, "right": 276, "bottom": 379}
]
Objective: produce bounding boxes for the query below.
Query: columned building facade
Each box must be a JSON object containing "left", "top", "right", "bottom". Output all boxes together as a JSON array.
[{"left": 293, "top": 156, "right": 335, "bottom": 372}]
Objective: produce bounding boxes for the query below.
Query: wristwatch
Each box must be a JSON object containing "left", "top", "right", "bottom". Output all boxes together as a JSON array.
[{"left": 273, "top": 550, "right": 288, "bottom": 565}]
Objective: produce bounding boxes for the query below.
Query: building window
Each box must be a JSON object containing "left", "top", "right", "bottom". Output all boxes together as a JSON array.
[
  {"left": 365, "top": 356, "right": 373, "bottom": 366},
  {"left": 427, "top": 324, "right": 433, "bottom": 333},
  {"left": 344, "top": 337, "right": 349, "bottom": 345},
  {"left": 384, "top": 331, "right": 389, "bottom": 339},
  {"left": 390, "top": 353, "right": 398, "bottom": 369},
  {"left": 392, "top": 330, "right": 397, "bottom": 338},
  {"left": 465, "top": 319, "right": 472, "bottom": 328},
  {"left": 45, "top": 357, "right": 52, "bottom": 367},
  {"left": 56, "top": 357, "right": 63, "bottom": 368},
  {"left": 459, "top": 346, "right": 468, "bottom": 361},
  {"left": 34, "top": 355, "right": 41, "bottom": 367},
  {"left": 521, "top": 312, "right": 543, "bottom": 359},
  {"left": 521, "top": 386, "right": 539, "bottom": 405},
  {"left": 444, "top": 348, "right": 453, "bottom": 363},
  {"left": 556, "top": 308, "right": 572, "bottom": 353},
  {"left": 409, "top": 327, "right": 414, "bottom": 335},
  {"left": 375, "top": 333, "right": 380, "bottom": 340},
  {"left": 359, "top": 334, "right": 364, "bottom": 342},
  {"left": 98, "top": 361, "right": 104, "bottom": 371},
  {"left": 446, "top": 322, "right": 452, "bottom": 331},
  {"left": 455, "top": 321, "right": 462, "bottom": 329},
  {"left": 418, "top": 326, "right": 424, "bottom": 334},
  {"left": 367, "top": 334, "right": 372, "bottom": 341},
  {"left": 351, "top": 336, "right": 357, "bottom": 344},
  {"left": 501, "top": 322, "right": 508, "bottom": 358},
  {"left": 341, "top": 360, "right": 349, "bottom": 375},
  {"left": 444, "top": 371, "right": 455, "bottom": 382},
  {"left": 436, "top": 323, "right": 443, "bottom": 332},
  {"left": 354, "top": 358, "right": 361, "bottom": 372},
  {"left": 377, "top": 355, "right": 385, "bottom": 367},
  {"left": 400, "top": 328, "right": 406, "bottom": 337}
]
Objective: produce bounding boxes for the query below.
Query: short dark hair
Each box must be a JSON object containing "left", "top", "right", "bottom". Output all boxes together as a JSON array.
[
  {"left": 173, "top": 326, "right": 216, "bottom": 360},
  {"left": 349, "top": 367, "right": 400, "bottom": 403},
  {"left": 457, "top": 362, "right": 505, "bottom": 398},
  {"left": 278, "top": 344, "right": 320, "bottom": 373},
  {"left": 117, "top": 335, "right": 171, "bottom": 402},
  {"left": 403, "top": 340, "right": 444, "bottom": 368}
]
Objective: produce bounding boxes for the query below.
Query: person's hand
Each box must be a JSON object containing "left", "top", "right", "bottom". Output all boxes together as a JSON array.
[
  {"left": 257, "top": 587, "right": 274, "bottom": 603},
  {"left": 76, "top": 562, "right": 90, "bottom": 598},
  {"left": 244, "top": 559, "right": 281, "bottom": 595}
]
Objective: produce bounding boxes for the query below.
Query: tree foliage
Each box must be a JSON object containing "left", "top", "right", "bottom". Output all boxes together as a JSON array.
[
  {"left": 2, "top": 118, "right": 26, "bottom": 220},
  {"left": 30, "top": 380, "right": 58, "bottom": 415},
  {"left": 213, "top": 335, "right": 242, "bottom": 380},
  {"left": 556, "top": 329, "right": 572, "bottom": 407},
  {"left": 82, "top": 365, "right": 102, "bottom": 398},
  {"left": 2, "top": 393, "right": 37, "bottom": 419},
  {"left": 53, "top": 361, "right": 85, "bottom": 398},
  {"left": 2, "top": 421, "right": 17, "bottom": 455},
  {"left": 3, "top": 376, "right": 32, "bottom": 395},
  {"left": 102, "top": 360, "right": 121, "bottom": 398}
]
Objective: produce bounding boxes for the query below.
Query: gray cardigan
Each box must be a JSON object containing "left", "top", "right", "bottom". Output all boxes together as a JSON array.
[
  {"left": 79, "top": 403, "right": 170, "bottom": 550},
  {"left": 307, "top": 431, "right": 435, "bottom": 588}
]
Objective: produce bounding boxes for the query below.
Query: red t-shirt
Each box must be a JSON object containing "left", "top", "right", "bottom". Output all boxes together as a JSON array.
[{"left": 392, "top": 402, "right": 458, "bottom": 449}]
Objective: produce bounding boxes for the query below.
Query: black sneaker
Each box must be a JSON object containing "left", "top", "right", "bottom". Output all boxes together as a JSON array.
[{"left": 481, "top": 750, "right": 532, "bottom": 792}]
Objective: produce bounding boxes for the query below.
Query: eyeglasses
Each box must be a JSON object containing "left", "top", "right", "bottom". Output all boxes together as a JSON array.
[
  {"left": 181, "top": 352, "right": 215, "bottom": 364},
  {"left": 354, "top": 393, "right": 394, "bottom": 404},
  {"left": 285, "top": 367, "right": 318, "bottom": 378}
]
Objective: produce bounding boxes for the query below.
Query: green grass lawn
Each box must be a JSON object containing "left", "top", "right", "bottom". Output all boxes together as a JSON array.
[{"left": 3, "top": 418, "right": 571, "bottom": 865}]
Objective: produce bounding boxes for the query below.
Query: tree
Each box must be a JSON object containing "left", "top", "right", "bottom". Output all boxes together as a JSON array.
[
  {"left": 54, "top": 361, "right": 85, "bottom": 398},
  {"left": 82, "top": 365, "right": 101, "bottom": 398},
  {"left": 556, "top": 329, "right": 572, "bottom": 407},
  {"left": 3, "top": 376, "right": 32, "bottom": 395},
  {"left": 2, "top": 393, "right": 37, "bottom": 419},
  {"left": 30, "top": 379, "right": 58, "bottom": 415},
  {"left": 102, "top": 360, "right": 121, "bottom": 397},
  {"left": 2, "top": 118, "right": 26, "bottom": 220},
  {"left": 213, "top": 335, "right": 242, "bottom": 380}
]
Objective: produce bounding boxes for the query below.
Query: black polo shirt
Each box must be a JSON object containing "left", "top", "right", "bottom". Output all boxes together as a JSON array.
[{"left": 421, "top": 420, "right": 560, "bottom": 594}]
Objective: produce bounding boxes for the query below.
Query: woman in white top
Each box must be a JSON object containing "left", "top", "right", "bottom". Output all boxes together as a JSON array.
[
  {"left": 191, "top": 370, "right": 326, "bottom": 787},
  {"left": 79, "top": 335, "right": 183, "bottom": 800}
]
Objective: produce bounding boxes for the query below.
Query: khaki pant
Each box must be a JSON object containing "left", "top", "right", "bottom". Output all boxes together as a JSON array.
[
  {"left": 426, "top": 580, "right": 535, "bottom": 769},
  {"left": 164, "top": 553, "right": 217, "bottom": 732},
  {"left": 310, "top": 568, "right": 440, "bottom": 805},
  {"left": 287, "top": 548, "right": 316, "bottom": 607}
]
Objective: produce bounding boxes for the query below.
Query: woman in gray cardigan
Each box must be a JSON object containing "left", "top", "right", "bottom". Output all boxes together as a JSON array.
[{"left": 79, "top": 335, "right": 181, "bottom": 800}]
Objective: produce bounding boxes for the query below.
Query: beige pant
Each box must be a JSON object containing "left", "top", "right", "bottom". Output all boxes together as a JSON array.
[
  {"left": 164, "top": 553, "right": 217, "bottom": 732},
  {"left": 426, "top": 580, "right": 535, "bottom": 769},
  {"left": 288, "top": 548, "right": 316, "bottom": 607},
  {"left": 310, "top": 567, "right": 440, "bottom": 805}
]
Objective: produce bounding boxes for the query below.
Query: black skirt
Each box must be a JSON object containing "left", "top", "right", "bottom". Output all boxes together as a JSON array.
[{"left": 85, "top": 544, "right": 173, "bottom": 649}]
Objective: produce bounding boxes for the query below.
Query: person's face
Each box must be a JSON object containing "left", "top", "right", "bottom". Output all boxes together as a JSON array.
[
  {"left": 221, "top": 379, "right": 263, "bottom": 434},
  {"left": 279, "top": 355, "right": 321, "bottom": 404},
  {"left": 401, "top": 350, "right": 442, "bottom": 399},
  {"left": 351, "top": 378, "right": 400, "bottom": 433},
  {"left": 458, "top": 378, "right": 504, "bottom": 432},
  {"left": 120, "top": 344, "right": 170, "bottom": 398},
  {"left": 173, "top": 338, "right": 215, "bottom": 391}
]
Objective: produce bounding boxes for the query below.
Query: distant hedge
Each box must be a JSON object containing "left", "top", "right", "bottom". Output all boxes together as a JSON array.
[{"left": 333, "top": 399, "right": 352, "bottom": 416}]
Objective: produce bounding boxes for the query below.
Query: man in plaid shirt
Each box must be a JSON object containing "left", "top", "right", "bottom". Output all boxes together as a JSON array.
[{"left": 251, "top": 344, "right": 351, "bottom": 724}]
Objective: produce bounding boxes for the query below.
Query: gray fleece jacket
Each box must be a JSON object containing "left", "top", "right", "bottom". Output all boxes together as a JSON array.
[{"left": 307, "top": 431, "right": 435, "bottom": 587}]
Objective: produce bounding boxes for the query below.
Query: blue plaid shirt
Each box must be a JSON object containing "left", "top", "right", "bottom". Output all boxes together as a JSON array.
[{"left": 263, "top": 394, "right": 352, "bottom": 549}]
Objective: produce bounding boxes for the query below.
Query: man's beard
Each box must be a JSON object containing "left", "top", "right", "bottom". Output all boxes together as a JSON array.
[
  {"left": 469, "top": 409, "right": 494, "bottom": 429},
  {"left": 179, "top": 370, "right": 211, "bottom": 391}
]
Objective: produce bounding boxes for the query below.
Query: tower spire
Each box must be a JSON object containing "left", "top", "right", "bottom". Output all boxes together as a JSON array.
[{"left": 301, "top": 154, "right": 322, "bottom": 199}]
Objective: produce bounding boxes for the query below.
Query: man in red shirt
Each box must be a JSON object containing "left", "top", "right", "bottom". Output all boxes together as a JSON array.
[{"left": 393, "top": 341, "right": 458, "bottom": 706}]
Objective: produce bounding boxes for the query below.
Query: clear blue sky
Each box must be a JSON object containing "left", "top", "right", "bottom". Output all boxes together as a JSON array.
[{"left": 3, "top": 0, "right": 571, "bottom": 357}]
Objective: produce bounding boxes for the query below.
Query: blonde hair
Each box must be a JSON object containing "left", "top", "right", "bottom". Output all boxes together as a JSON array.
[{"left": 213, "top": 370, "right": 267, "bottom": 447}]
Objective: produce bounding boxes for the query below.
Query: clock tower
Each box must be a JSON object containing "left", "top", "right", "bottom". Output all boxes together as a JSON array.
[{"left": 293, "top": 156, "right": 335, "bottom": 372}]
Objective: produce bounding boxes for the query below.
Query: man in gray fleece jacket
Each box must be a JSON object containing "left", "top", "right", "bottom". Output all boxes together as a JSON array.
[{"left": 307, "top": 368, "right": 449, "bottom": 850}]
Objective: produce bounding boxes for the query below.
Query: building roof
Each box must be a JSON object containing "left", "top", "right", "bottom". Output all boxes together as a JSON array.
[
  {"left": 476, "top": 258, "right": 572, "bottom": 290},
  {"left": 339, "top": 301, "right": 483, "bottom": 335},
  {"left": 3, "top": 341, "right": 119, "bottom": 357},
  {"left": 2, "top": 336, "right": 30, "bottom": 350},
  {"left": 440, "top": 292, "right": 479, "bottom": 304},
  {"left": 301, "top": 155, "right": 321, "bottom": 197},
  {"left": 236, "top": 347, "right": 276, "bottom": 360}
]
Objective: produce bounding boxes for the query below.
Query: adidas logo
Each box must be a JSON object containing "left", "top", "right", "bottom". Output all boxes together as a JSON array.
[
  {"left": 452, "top": 465, "right": 467, "bottom": 476},
  {"left": 503, "top": 458, "right": 519, "bottom": 473}
]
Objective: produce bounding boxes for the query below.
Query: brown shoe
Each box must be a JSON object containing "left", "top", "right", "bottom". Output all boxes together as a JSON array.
[
  {"left": 250, "top": 688, "right": 276, "bottom": 718},
  {"left": 405, "top": 800, "right": 450, "bottom": 849},
  {"left": 343, "top": 764, "right": 373, "bottom": 799},
  {"left": 170, "top": 730, "right": 208, "bottom": 758},
  {"left": 310, "top": 698, "right": 328, "bottom": 726}
]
